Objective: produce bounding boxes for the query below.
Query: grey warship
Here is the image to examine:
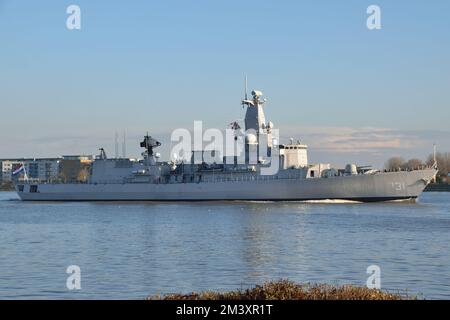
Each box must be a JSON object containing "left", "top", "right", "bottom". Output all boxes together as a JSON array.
[{"left": 15, "top": 89, "right": 437, "bottom": 202}]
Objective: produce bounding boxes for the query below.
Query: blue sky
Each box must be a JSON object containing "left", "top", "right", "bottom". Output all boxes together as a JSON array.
[{"left": 1, "top": 0, "right": 449, "bottom": 166}]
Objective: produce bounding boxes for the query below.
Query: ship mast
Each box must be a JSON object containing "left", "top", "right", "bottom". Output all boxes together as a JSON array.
[
  {"left": 241, "top": 79, "right": 272, "bottom": 164},
  {"left": 140, "top": 133, "right": 161, "bottom": 165}
]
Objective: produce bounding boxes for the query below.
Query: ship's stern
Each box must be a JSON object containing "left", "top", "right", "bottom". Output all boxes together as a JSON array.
[{"left": 14, "top": 183, "right": 41, "bottom": 201}]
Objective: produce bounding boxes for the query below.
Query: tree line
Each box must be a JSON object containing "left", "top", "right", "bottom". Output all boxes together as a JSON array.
[{"left": 385, "top": 152, "right": 450, "bottom": 177}]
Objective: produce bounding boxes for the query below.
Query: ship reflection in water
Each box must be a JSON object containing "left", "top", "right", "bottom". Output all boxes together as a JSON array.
[{"left": 0, "top": 192, "right": 449, "bottom": 299}]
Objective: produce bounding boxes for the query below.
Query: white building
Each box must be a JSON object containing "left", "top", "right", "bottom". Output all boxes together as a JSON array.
[
  {"left": 279, "top": 143, "right": 308, "bottom": 169},
  {"left": 1, "top": 158, "right": 61, "bottom": 182},
  {"left": 1, "top": 159, "right": 24, "bottom": 182},
  {"left": 26, "top": 158, "right": 61, "bottom": 182}
]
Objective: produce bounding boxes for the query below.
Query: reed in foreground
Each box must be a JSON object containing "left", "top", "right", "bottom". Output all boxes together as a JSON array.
[{"left": 148, "top": 280, "right": 414, "bottom": 300}]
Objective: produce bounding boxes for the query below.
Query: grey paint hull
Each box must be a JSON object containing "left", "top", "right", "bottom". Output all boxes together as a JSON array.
[{"left": 16, "top": 169, "right": 436, "bottom": 202}]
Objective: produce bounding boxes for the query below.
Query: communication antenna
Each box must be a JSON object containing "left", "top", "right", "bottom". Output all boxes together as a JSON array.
[
  {"left": 115, "top": 131, "right": 119, "bottom": 159},
  {"left": 241, "top": 74, "right": 248, "bottom": 110},
  {"left": 244, "top": 74, "right": 248, "bottom": 101},
  {"left": 433, "top": 143, "right": 437, "bottom": 168},
  {"left": 122, "top": 131, "right": 126, "bottom": 159},
  {"left": 23, "top": 164, "right": 29, "bottom": 182}
]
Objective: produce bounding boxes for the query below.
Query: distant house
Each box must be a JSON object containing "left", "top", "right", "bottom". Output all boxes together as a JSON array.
[
  {"left": 1, "top": 155, "right": 96, "bottom": 183},
  {"left": 1, "top": 159, "right": 27, "bottom": 182},
  {"left": 61, "top": 155, "right": 93, "bottom": 163},
  {"left": 59, "top": 155, "right": 94, "bottom": 183},
  {"left": 0, "top": 158, "right": 61, "bottom": 182}
]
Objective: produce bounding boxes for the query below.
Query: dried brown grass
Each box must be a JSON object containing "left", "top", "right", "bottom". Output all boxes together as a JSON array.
[{"left": 148, "top": 279, "right": 415, "bottom": 300}]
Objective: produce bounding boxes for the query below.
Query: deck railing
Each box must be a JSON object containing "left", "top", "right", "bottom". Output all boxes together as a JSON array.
[{"left": 16, "top": 166, "right": 435, "bottom": 185}]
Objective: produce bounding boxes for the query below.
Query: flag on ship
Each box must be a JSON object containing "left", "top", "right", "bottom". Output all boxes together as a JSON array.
[{"left": 12, "top": 165, "right": 25, "bottom": 176}]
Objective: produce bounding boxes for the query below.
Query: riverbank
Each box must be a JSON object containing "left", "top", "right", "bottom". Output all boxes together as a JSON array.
[
  {"left": 0, "top": 182, "right": 14, "bottom": 191},
  {"left": 148, "top": 280, "right": 414, "bottom": 300},
  {"left": 424, "top": 183, "right": 450, "bottom": 192}
]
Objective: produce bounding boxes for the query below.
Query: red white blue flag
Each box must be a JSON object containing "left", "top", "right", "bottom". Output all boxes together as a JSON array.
[{"left": 12, "top": 165, "right": 25, "bottom": 176}]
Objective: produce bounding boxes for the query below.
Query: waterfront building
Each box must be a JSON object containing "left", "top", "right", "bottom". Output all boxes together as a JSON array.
[{"left": 1, "top": 158, "right": 61, "bottom": 182}]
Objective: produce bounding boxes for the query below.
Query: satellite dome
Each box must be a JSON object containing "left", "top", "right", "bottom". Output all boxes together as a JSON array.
[
  {"left": 252, "top": 90, "right": 263, "bottom": 98},
  {"left": 245, "top": 133, "right": 258, "bottom": 144}
]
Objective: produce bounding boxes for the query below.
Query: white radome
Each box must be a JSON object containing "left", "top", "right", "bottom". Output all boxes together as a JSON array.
[{"left": 245, "top": 133, "right": 258, "bottom": 144}]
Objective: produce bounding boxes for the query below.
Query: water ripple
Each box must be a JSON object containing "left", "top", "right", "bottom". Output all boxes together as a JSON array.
[{"left": 0, "top": 192, "right": 449, "bottom": 299}]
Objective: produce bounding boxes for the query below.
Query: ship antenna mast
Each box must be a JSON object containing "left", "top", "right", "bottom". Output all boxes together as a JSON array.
[
  {"left": 244, "top": 74, "right": 248, "bottom": 101},
  {"left": 433, "top": 144, "right": 437, "bottom": 168},
  {"left": 115, "top": 131, "right": 119, "bottom": 159},
  {"left": 241, "top": 74, "right": 248, "bottom": 109}
]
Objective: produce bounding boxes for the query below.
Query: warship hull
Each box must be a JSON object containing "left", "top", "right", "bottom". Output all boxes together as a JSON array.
[{"left": 16, "top": 169, "right": 436, "bottom": 202}]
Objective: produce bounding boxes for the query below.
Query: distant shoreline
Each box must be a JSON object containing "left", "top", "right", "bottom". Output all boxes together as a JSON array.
[
  {"left": 424, "top": 183, "right": 450, "bottom": 192},
  {"left": 0, "top": 183, "right": 14, "bottom": 192}
]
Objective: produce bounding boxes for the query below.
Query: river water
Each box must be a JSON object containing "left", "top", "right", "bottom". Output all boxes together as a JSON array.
[{"left": 0, "top": 191, "right": 449, "bottom": 299}]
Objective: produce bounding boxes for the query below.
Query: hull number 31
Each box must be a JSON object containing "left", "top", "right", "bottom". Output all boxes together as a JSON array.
[{"left": 391, "top": 182, "right": 405, "bottom": 191}]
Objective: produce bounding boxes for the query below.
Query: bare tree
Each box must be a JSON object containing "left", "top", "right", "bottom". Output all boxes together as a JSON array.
[
  {"left": 405, "top": 158, "right": 424, "bottom": 170},
  {"left": 385, "top": 157, "right": 405, "bottom": 171},
  {"left": 426, "top": 152, "right": 450, "bottom": 177}
]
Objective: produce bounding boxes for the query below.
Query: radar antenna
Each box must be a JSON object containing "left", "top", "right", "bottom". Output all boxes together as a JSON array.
[{"left": 140, "top": 133, "right": 161, "bottom": 157}]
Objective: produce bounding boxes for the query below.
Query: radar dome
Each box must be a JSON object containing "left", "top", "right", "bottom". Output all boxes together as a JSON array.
[
  {"left": 245, "top": 133, "right": 258, "bottom": 144},
  {"left": 252, "top": 90, "right": 263, "bottom": 97}
]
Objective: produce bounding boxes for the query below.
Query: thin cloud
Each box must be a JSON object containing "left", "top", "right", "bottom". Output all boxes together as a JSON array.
[
  {"left": 1, "top": 126, "right": 448, "bottom": 168},
  {"left": 280, "top": 126, "right": 445, "bottom": 154}
]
